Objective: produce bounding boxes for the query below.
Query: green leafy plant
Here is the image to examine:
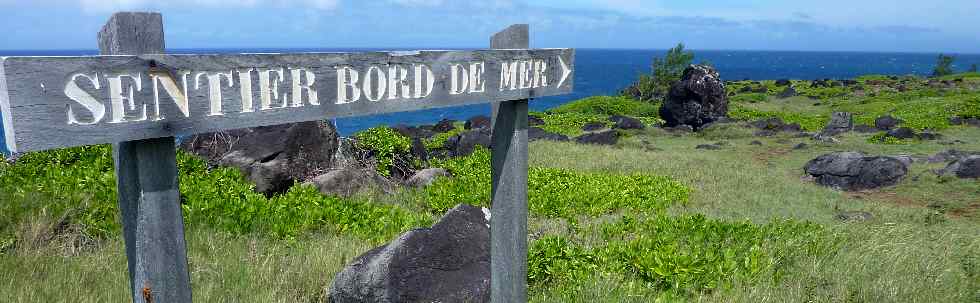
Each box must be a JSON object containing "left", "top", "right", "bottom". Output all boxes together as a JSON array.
[
  {"left": 551, "top": 96, "right": 660, "bottom": 117},
  {"left": 625, "top": 43, "right": 695, "bottom": 102},
  {"left": 353, "top": 126, "right": 412, "bottom": 176}
]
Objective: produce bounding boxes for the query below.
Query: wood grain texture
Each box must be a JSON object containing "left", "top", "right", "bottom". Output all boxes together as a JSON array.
[
  {"left": 489, "top": 24, "right": 530, "bottom": 303},
  {"left": 102, "top": 12, "right": 193, "bottom": 303},
  {"left": 0, "top": 49, "right": 574, "bottom": 152}
]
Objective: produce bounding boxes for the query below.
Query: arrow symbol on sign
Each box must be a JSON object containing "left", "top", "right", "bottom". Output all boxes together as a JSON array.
[{"left": 557, "top": 55, "right": 571, "bottom": 88}]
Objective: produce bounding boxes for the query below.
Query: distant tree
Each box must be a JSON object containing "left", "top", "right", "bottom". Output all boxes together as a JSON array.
[
  {"left": 970, "top": 64, "right": 978, "bottom": 73},
  {"left": 623, "top": 43, "right": 695, "bottom": 102},
  {"left": 932, "top": 54, "right": 955, "bottom": 77}
]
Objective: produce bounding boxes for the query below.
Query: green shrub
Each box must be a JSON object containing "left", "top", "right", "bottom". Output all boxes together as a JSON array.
[
  {"left": 729, "top": 105, "right": 828, "bottom": 131},
  {"left": 551, "top": 96, "right": 660, "bottom": 117},
  {"left": 625, "top": 43, "right": 695, "bottom": 101},
  {"left": 867, "top": 132, "right": 914, "bottom": 145},
  {"left": 527, "top": 214, "right": 834, "bottom": 296},
  {"left": 424, "top": 125, "right": 464, "bottom": 150},
  {"left": 532, "top": 112, "right": 610, "bottom": 137},
  {"left": 932, "top": 54, "right": 955, "bottom": 77},
  {"left": 354, "top": 127, "right": 412, "bottom": 176},
  {"left": 425, "top": 148, "right": 690, "bottom": 218}
]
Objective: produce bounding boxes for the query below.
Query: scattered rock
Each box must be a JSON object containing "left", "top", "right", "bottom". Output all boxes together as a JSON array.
[
  {"left": 664, "top": 125, "right": 694, "bottom": 133},
  {"left": 433, "top": 119, "right": 457, "bottom": 133},
  {"left": 182, "top": 121, "right": 340, "bottom": 196},
  {"left": 940, "top": 156, "right": 980, "bottom": 178},
  {"left": 582, "top": 122, "right": 606, "bottom": 132},
  {"left": 928, "top": 149, "right": 980, "bottom": 163},
  {"left": 306, "top": 168, "right": 394, "bottom": 197},
  {"left": 406, "top": 168, "right": 450, "bottom": 188},
  {"left": 749, "top": 117, "right": 786, "bottom": 130},
  {"left": 885, "top": 127, "right": 917, "bottom": 139},
  {"left": 836, "top": 211, "right": 873, "bottom": 222},
  {"left": 918, "top": 131, "right": 942, "bottom": 141},
  {"left": 660, "top": 65, "right": 729, "bottom": 129},
  {"left": 610, "top": 115, "right": 645, "bottom": 130},
  {"left": 528, "top": 115, "right": 545, "bottom": 126},
  {"left": 528, "top": 127, "right": 570, "bottom": 142},
  {"left": 465, "top": 116, "right": 491, "bottom": 130},
  {"left": 329, "top": 204, "right": 490, "bottom": 303},
  {"left": 393, "top": 124, "right": 435, "bottom": 139},
  {"left": 966, "top": 118, "right": 980, "bottom": 127},
  {"left": 803, "top": 151, "right": 908, "bottom": 191},
  {"left": 777, "top": 86, "right": 798, "bottom": 98},
  {"left": 410, "top": 137, "right": 428, "bottom": 163},
  {"left": 753, "top": 130, "right": 777, "bottom": 137},
  {"left": 949, "top": 116, "right": 964, "bottom": 125},
  {"left": 575, "top": 130, "right": 619, "bottom": 145},
  {"left": 750, "top": 140, "right": 763, "bottom": 146},
  {"left": 820, "top": 112, "right": 853, "bottom": 136},
  {"left": 696, "top": 144, "right": 722, "bottom": 150},
  {"left": 775, "top": 79, "right": 792, "bottom": 86},
  {"left": 853, "top": 125, "right": 877, "bottom": 133},
  {"left": 890, "top": 155, "right": 915, "bottom": 166},
  {"left": 793, "top": 143, "right": 808, "bottom": 150},
  {"left": 874, "top": 115, "right": 903, "bottom": 130},
  {"left": 445, "top": 129, "right": 491, "bottom": 157}
]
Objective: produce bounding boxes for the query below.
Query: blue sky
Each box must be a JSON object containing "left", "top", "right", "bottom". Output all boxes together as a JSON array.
[{"left": 1, "top": 0, "right": 978, "bottom": 53}]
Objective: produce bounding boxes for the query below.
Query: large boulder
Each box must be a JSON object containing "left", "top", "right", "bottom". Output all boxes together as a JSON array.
[
  {"left": 941, "top": 156, "right": 980, "bottom": 179},
  {"left": 874, "top": 115, "right": 903, "bottom": 130},
  {"left": 609, "top": 115, "right": 645, "bottom": 130},
  {"left": 528, "top": 127, "right": 569, "bottom": 142},
  {"left": 445, "top": 128, "right": 491, "bottom": 157},
  {"left": 820, "top": 112, "right": 853, "bottom": 136},
  {"left": 804, "top": 152, "right": 908, "bottom": 191},
  {"left": 659, "top": 65, "right": 729, "bottom": 129},
  {"left": 574, "top": 130, "right": 619, "bottom": 145},
  {"left": 305, "top": 168, "right": 394, "bottom": 197},
  {"left": 181, "top": 121, "right": 339, "bottom": 196},
  {"left": 405, "top": 168, "right": 451, "bottom": 188},
  {"left": 329, "top": 204, "right": 491, "bottom": 303}
]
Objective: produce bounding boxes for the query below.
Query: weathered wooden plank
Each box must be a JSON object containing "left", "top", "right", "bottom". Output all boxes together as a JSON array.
[
  {"left": 102, "top": 12, "right": 192, "bottom": 303},
  {"left": 0, "top": 48, "right": 574, "bottom": 152},
  {"left": 489, "top": 24, "right": 530, "bottom": 303}
]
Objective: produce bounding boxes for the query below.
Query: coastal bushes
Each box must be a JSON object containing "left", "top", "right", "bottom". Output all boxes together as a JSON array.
[
  {"left": 353, "top": 127, "right": 413, "bottom": 176},
  {"left": 425, "top": 147, "right": 690, "bottom": 218},
  {"left": 534, "top": 96, "right": 664, "bottom": 136},
  {"left": 528, "top": 214, "right": 833, "bottom": 296}
]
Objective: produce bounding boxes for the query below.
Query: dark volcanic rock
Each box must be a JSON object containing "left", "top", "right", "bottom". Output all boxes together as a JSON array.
[
  {"left": 660, "top": 65, "right": 729, "bottom": 129},
  {"left": 696, "top": 144, "right": 722, "bottom": 150},
  {"left": 967, "top": 118, "right": 980, "bottom": 127},
  {"left": 433, "top": 119, "right": 457, "bottom": 133},
  {"left": 306, "top": 168, "right": 393, "bottom": 197},
  {"left": 182, "top": 121, "right": 339, "bottom": 196},
  {"left": 918, "top": 131, "right": 942, "bottom": 141},
  {"left": 941, "top": 156, "right": 980, "bottom": 179},
  {"left": 393, "top": 124, "right": 435, "bottom": 139},
  {"left": 820, "top": 112, "right": 853, "bottom": 136},
  {"left": 329, "top": 204, "right": 490, "bottom": 303},
  {"left": 775, "top": 79, "right": 792, "bottom": 86},
  {"left": 777, "top": 86, "right": 798, "bottom": 98},
  {"left": 749, "top": 117, "right": 786, "bottom": 130},
  {"left": 793, "top": 143, "right": 809, "bottom": 150},
  {"left": 582, "top": 122, "right": 606, "bottom": 132},
  {"left": 874, "top": 115, "right": 903, "bottom": 130},
  {"left": 575, "top": 130, "right": 619, "bottom": 145},
  {"left": 410, "top": 137, "right": 428, "bottom": 163},
  {"left": 445, "top": 129, "right": 491, "bottom": 157},
  {"left": 528, "top": 127, "right": 570, "bottom": 142},
  {"left": 465, "top": 115, "right": 491, "bottom": 130},
  {"left": 949, "top": 116, "right": 964, "bottom": 125},
  {"left": 804, "top": 151, "right": 908, "bottom": 191},
  {"left": 750, "top": 140, "right": 763, "bottom": 146},
  {"left": 927, "top": 149, "right": 980, "bottom": 163},
  {"left": 886, "top": 127, "right": 917, "bottom": 139},
  {"left": 610, "top": 115, "right": 645, "bottom": 130},
  {"left": 528, "top": 115, "right": 545, "bottom": 126},
  {"left": 664, "top": 125, "right": 695, "bottom": 133},
  {"left": 836, "top": 211, "right": 873, "bottom": 222},
  {"left": 753, "top": 130, "right": 778, "bottom": 137},
  {"left": 853, "top": 125, "right": 877, "bottom": 133}
]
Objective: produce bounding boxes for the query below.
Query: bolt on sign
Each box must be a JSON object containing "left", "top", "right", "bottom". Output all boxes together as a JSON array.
[
  {"left": 0, "top": 12, "right": 569, "bottom": 303},
  {"left": 0, "top": 50, "right": 573, "bottom": 153}
]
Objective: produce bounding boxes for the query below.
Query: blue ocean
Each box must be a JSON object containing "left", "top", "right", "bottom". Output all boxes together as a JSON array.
[{"left": 2, "top": 48, "right": 980, "bottom": 154}]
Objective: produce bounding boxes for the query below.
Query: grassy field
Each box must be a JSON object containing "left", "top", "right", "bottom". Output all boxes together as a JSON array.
[{"left": 1, "top": 75, "right": 979, "bottom": 302}]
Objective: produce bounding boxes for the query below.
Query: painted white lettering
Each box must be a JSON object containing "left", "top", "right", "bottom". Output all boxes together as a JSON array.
[
  {"left": 363, "top": 66, "right": 387, "bottom": 102},
  {"left": 468, "top": 62, "right": 486, "bottom": 93},
  {"left": 450, "top": 64, "right": 469, "bottom": 95},
  {"left": 107, "top": 73, "right": 147, "bottom": 124},
  {"left": 413, "top": 64, "right": 435, "bottom": 98},
  {"left": 290, "top": 68, "right": 318, "bottom": 107},
  {"left": 336, "top": 66, "right": 361, "bottom": 104},
  {"left": 258, "top": 68, "right": 288, "bottom": 110},
  {"left": 238, "top": 68, "right": 255, "bottom": 113},
  {"left": 519, "top": 60, "right": 533, "bottom": 89},
  {"left": 387, "top": 65, "right": 411, "bottom": 100},
  {"left": 65, "top": 73, "right": 105, "bottom": 125},
  {"left": 150, "top": 71, "right": 190, "bottom": 120},
  {"left": 195, "top": 71, "right": 234, "bottom": 116},
  {"left": 500, "top": 61, "right": 519, "bottom": 91},
  {"left": 533, "top": 60, "right": 549, "bottom": 88}
]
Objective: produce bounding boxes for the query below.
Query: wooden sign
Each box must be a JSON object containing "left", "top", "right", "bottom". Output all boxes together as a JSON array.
[{"left": 0, "top": 49, "right": 574, "bottom": 152}]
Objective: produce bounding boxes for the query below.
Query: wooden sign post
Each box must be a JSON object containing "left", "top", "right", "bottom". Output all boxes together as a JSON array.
[{"left": 0, "top": 12, "right": 574, "bottom": 302}]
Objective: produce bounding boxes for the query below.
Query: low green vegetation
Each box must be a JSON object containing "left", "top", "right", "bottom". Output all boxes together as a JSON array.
[
  {"left": 533, "top": 96, "right": 664, "bottom": 136},
  {"left": 625, "top": 43, "right": 695, "bottom": 102},
  {"left": 353, "top": 126, "right": 412, "bottom": 176},
  {"left": 933, "top": 54, "right": 956, "bottom": 77}
]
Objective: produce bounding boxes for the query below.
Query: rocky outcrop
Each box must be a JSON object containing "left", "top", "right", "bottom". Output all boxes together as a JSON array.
[
  {"left": 406, "top": 168, "right": 451, "bottom": 188},
  {"left": 433, "top": 119, "right": 457, "bottom": 133},
  {"left": 575, "top": 130, "right": 619, "bottom": 145},
  {"left": 804, "top": 151, "right": 907, "bottom": 191},
  {"left": 306, "top": 168, "right": 394, "bottom": 197},
  {"left": 820, "top": 112, "right": 853, "bottom": 136},
  {"left": 609, "top": 115, "right": 645, "bottom": 130},
  {"left": 465, "top": 116, "right": 491, "bottom": 130},
  {"left": 582, "top": 122, "right": 606, "bottom": 132},
  {"left": 777, "top": 86, "right": 798, "bottom": 99},
  {"left": 444, "top": 128, "right": 491, "bottom": 157},
  {"left": 329, "top": 204, "right": 491, "bottom": 303},
  {"left": 659, "top": 65, "right": 729, "bottom": 129},
  {"left": 941, "top": 156, "right": 980, "bottom": 179},
  {"left": 180, "top": 121, "right": 339, "bottom": 196},
  {"left": 874, "top": 115, "right": 903, "bottom": 130},
  {"left": 528, "top": 127, "right": 569, "bottom": 142}
]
